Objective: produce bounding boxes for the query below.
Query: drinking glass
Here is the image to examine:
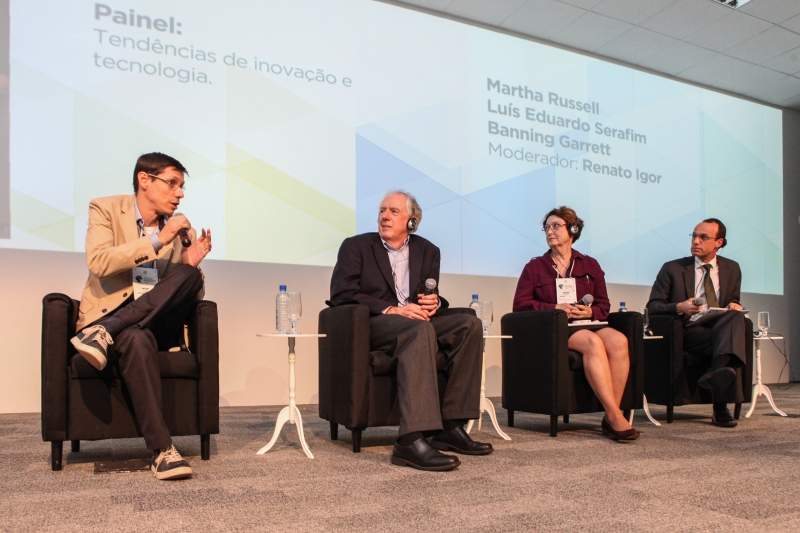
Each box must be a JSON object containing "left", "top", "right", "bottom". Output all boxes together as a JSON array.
[
  {"left": 287, "top": 292, "right": 302, "bottom": 334},
  {"left": 479, "top": 301, "right": 493, "bottom": 336},
  {"left": 639, "top": 307, "right": 649, "bottom": 335},
  {"left": 758, "top": 311, "right": 769, "bottom": 336}
]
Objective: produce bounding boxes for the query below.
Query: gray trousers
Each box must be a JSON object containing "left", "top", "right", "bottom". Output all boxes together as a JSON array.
[
  {"left": 684, "top": 310, "right": 747, "bottom": 403},
  {"left": 368, "top": 312, "right": 483, "bottom": 436}
]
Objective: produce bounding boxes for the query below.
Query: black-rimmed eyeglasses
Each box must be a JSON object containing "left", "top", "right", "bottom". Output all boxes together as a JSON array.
[{"left": 147, "top": 173, "right": 186, "bottom": 191}]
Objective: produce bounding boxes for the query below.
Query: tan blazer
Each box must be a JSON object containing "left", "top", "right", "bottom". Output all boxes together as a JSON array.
[{"left": 76, "top": 194, "right": 204, "bottom": 330}]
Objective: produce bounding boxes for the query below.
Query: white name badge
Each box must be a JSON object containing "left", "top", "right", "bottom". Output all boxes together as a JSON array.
[
  {"left": 555, "top": 277, "right": 577, "bottom": 304},
  {"left": 132, "top": 267, "right": 158, "bottom": 300}
]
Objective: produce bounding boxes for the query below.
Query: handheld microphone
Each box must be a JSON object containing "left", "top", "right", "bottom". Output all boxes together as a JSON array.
[
  {"left": 577, "top": 294, "right": 594, "bottom": 306},
  {"left": 693, "top": 296, "right": 706, "bottom": 307},
  {"left": 423, "top": 279, "right": 437, "bottom": 296},
  {"left": 173, "top": 212, "right": 192, "bottom": 248}
]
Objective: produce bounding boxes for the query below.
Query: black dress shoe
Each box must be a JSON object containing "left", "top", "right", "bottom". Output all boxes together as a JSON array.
[
  {"left": 430, "top": 426, "right": 494, "bottom": 455},
  {"left": 391, "top": 438, "right": 461, "bottom": 471},
  {"left": 698, "top": 367, "right": 736, "bottom": 391},
  {"left": 601, "top": 417, "right": 640, "bottom": 441},
  {"left": 711, "top": 405, "right": 738, "bottom": 428}
]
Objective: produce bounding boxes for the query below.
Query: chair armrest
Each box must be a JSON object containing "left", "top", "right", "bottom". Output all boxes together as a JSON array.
[
  {"left": 41, "top": 293, "right": 78, "bottom": 442},
  {"left": 189, "top": 300, "right": 220, "bottom": 434},
  {"left": 743, "top": 318, "right": 754, "bottom": 402},
  {"left": 643, "top": 314, "right": 685, "bottom": 405},
  {"left": 318, "top": 304, "right": 372, "bottom": 427},
  {"left": 607, "top": 311, "right": 644, "bottom": 407},
  {"left": 500, "top": 309, "right": 569, "bottom": 413}
]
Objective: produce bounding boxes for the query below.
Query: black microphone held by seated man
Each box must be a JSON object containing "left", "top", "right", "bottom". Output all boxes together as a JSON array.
[
  {"left": 423, "top": 278, "right": 437, "bottom": 296},
  {"left": 173, "top": 212, "right": 192, "bottom": 247},
  {"left": 693, "top": 296, "right": 706, "bottom": 307}
]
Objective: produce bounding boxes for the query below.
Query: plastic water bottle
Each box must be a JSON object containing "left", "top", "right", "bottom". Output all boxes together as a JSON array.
[
  {"left": 276, "top": 285, "right": 290, "bottom": 333},
  {"left": 468, "top": 294, "right": 480, "bottom": 311},
  {"left": 618, "top": 301, "right": 628, "bottom": 312}
]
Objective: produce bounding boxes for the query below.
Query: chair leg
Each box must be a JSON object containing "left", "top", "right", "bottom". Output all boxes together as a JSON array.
[
  {"left": 330, "top": 421, "right": 338, "bottom": 441},
  {"left": 201, "top": 434, "right": 210, "bottom": 460},
  {"left": 507, "top": 410, "right": 514, "bottom": 427},
  {"left": 734, "top": 403, "right": 742, "bottom": 420},
  {"left": 351, "top": 429, "right": 362, "bottom": 453},
  {"left": 71, "top": 440, "right": 80, "bottom": 453},
  {"left": 667, "top": 405, "right": 674, "bottom": 424},
  {"left": 550, "top": 415, "right": 558, "bottom": 437},
  {"left": 51, "top": 441, "right": 63, "bottom": 471},
  {"left": 563, "top": 414, "right": 569, "bottom": 423}
]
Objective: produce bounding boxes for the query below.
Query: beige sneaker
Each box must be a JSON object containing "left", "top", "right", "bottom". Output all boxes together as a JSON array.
[{"left": 151, "top": 445, "right": 193, "bottom": 480}]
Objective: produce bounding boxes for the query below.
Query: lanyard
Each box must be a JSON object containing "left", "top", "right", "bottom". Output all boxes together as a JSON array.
[{"left": 552, "top": 258, "right": 575, "bottom": 279}]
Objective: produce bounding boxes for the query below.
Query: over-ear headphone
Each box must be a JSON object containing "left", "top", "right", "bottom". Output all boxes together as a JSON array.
[
  {"left": 407, "top": 204, "right": 418, "bottom": 232},
  {"left": 569, "top": 225, "right": 579, "bottom": 235}
]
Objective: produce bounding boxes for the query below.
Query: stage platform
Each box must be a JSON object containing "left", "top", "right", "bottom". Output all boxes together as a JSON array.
[{"left": 4, "top": 384, "right": 800, "bottom": 532}]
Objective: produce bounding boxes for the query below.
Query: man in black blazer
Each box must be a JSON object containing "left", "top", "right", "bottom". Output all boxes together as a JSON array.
[
  {"left": 330, "top": 191, "right": 490, "bottom": 471},
  {"left": 647, "top": 218, "right": 746, "bottom": 427}
]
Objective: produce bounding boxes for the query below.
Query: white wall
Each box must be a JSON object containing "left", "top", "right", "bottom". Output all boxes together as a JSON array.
[{"left": 0, "top": 246, "right": 790, "bottom": 414}]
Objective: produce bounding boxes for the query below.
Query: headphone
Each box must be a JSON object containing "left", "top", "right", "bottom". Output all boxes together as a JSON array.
[
  {"left": 569, "top": 225, "right": 579, "bottom": 235},
  {"left": 407, "top": 204, "right": 418, "bottom": 232}
]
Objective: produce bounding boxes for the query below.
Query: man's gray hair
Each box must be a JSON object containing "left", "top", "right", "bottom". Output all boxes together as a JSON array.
[{"left": 382, "top": 190, "right": 422, "bottom": 232}]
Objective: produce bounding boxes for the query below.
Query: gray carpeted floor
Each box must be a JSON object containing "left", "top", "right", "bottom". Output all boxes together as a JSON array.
[{"left": 3, "top": 386, "right": 800, "bottom": 532}]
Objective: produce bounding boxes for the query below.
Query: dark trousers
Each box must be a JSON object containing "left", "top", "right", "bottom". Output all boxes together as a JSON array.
[
  {"left": 368, "top": 312, "right": 483, "bottom": 436},
  {"left": 684, "top": 311, "right": 747, "bottom": 403},
  {"left": 94, "top": 264, "right": 203, "bottom": 450}
]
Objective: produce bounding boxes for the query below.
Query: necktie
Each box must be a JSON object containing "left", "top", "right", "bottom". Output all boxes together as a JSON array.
[{"left": 703, "top": 264, "right": 718, "bottom": 308}]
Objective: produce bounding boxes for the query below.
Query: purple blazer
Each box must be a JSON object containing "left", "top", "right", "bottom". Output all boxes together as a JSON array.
[{"left": 512, "top": 249, "right": 611, "bottom": 321}]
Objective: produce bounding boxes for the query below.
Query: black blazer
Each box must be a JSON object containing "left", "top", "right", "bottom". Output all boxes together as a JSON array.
[
  {"left": 647, "top": 255, "right": 741, "bottom": 317},
  {"left": 329, "top": 232, "right": 450, "bottom": 316}
]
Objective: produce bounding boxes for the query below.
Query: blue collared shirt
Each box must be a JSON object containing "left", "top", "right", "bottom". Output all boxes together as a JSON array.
[
  {"left": 134, "top": 201, "right": 165, "bottom": 267},
  {"left": 381, "top": 236, "right": 410, "bottom": 307}
]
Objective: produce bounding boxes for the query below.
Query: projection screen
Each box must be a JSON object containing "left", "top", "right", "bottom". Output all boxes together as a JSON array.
[{"left": 3, "top": 0, "right": 784, "bottom": 294}]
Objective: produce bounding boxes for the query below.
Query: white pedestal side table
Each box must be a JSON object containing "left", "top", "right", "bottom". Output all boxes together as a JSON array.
[
  {"left": 745, "top": 335, "right": 787, "bottom": 418},
  {"left": 465, "top": 335, "right": 512, "bottom": 440},
  {"left": 255, "top": 333, "right": 326, "bottom": 459}
]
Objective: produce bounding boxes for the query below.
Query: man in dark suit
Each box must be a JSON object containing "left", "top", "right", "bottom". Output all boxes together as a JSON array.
[
  {"left": 330, "top": 191, "right": 490, "bottom": 471},
  {"left": 647, "top": 218, "right": 746, "bottom": 427}
]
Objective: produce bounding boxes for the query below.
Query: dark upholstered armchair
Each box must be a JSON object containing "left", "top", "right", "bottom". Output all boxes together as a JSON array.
[
  {"left": 501, "top": 310, "right": 644, "bottom": 437},
  {"left": 644, "top": 314, "right": 753, "bottom": 423},
  {"left": 41, "top": 293, "right": 220, "bottom": 471},
  {"left": 318, "top": 304, "right": 475, "bottom": 452}
]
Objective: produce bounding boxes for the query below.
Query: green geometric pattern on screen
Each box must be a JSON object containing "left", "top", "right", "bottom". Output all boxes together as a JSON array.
[
  {"left": 225, "top": 143, "right": 354, "bottom": 265},
  {"left": 702, "top": 113, "right": 783, "bottom": 295},
  {"left": 10, "top": 190, "right": 74, "bottom": 250}
]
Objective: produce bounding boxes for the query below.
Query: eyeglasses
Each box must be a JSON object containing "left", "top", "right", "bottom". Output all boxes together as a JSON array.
[
  {"left": 147, "top": 173, "right": 186, "bottom": 191},
  {"left": 690, "top": 233, "right": 718, "bottom": 242},
  {"left": 542, "top": 223, "right": 566, "bottom": 233}
]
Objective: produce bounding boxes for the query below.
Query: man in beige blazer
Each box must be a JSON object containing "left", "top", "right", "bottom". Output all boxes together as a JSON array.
[{"left": 71, "top": 152, "right": 212, "bottom": 480}]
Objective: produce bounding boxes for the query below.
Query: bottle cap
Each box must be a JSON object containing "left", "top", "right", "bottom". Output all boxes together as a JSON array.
[
  {"left": 280, "top": 285, "right": 287, "bottom": 291},
  {"left": 472, "top": 294, "right": 479, "bottom": 299},
  {"left": 620, "top": 302, "right": 626, "bottom": 306}
]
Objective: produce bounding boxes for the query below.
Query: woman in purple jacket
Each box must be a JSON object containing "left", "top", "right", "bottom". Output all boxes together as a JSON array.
[{"left": 513, "top": 206, "right": 639, "bottom": 441}]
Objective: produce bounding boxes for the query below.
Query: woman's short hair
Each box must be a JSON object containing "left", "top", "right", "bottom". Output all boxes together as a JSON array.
[{"left": 542, "top": 206, "right": 584, "bottom": 242}]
